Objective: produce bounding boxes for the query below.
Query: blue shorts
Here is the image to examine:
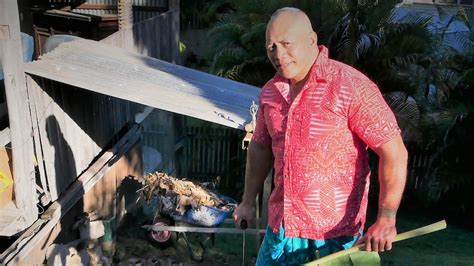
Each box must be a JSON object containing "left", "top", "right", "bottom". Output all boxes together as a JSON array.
[{"left": 256, "top": 225, "right": 361, "bottom": 265}]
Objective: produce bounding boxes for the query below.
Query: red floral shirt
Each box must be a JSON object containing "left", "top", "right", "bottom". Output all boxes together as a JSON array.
[{"left": 252, "top": 46, "right": 401, "bottom": 239}]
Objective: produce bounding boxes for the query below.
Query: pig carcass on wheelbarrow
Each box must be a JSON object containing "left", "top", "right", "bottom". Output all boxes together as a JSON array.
[{"left": 140, "top": 172, "right": 237, "bottom": 254}]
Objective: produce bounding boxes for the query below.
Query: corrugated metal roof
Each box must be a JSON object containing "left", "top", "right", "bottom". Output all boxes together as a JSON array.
[
  {"left": 24, "top": 39, "right": 260, "bottom": 129},
  {"left": 132, "top": 0, "right": 166, "bottom": 7}
]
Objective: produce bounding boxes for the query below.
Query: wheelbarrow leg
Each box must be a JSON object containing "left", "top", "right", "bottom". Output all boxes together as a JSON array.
[
  {"left": 181, "top": 232, "right": 204, "bottom": 262},
  {"left": 197, "top": 233, "right": 214, "bottom": 260}
]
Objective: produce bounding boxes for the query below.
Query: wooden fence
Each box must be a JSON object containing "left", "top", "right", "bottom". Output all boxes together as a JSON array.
[
  {"left": 101, "top": 1, "right": 180, "bottom": 64},
  {"left": 183, "top": 125, "right": 246, "bottom": 188}
]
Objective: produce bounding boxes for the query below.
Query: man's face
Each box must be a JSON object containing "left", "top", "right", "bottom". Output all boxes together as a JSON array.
[{"left": 266, "top": 14, "right": 316, "bottom": 84}]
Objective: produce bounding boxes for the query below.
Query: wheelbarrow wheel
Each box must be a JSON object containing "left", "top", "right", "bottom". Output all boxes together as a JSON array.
[{"left": 145, "top": 216, "right": 174, "bottom": 249}]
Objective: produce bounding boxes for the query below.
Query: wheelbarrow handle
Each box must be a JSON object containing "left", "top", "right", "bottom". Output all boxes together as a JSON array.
[{"left": 240, "top": 219, "right": 248, "bottom": 230}]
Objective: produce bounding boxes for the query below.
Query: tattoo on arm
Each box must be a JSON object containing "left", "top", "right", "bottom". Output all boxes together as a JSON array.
[{"left": 378, "top": 207, "right": 397, "bottom": 218}]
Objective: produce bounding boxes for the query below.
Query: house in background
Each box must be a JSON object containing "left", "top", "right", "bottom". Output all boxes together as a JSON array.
[{"left": 399, "top": 0, "right": 473, "bottom": 51}]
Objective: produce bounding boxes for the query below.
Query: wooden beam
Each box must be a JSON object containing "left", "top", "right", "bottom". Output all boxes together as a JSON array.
[
  {"left": 0, "top": 125, "right": 142, "bottom": 264},
  {"left": 0, "top": 0, "right": 37, "bottom": 228},
  {"left": 0, "top": 202, "right": 24, "bottom": 236},
  {"left": 135, "top": 106, "right": 154, "bottom": 124},
  {"left": 25, "top": 76, "right": 51, "bottom": 205}
]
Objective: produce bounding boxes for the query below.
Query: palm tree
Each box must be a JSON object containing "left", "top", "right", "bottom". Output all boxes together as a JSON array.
[{"left": 206, "top": 0, "right": 286, "bottom": 86}]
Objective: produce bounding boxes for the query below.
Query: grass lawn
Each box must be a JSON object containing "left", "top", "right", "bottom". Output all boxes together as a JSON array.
[{"left": 380, "top": 211, "right": 474, "bottom": 265}]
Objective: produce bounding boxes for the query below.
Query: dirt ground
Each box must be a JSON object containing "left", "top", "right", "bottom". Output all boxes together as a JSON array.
[
  {"left": 115, "top": 235, "right": 257, "bottom": 265},
  {"left": 114, "top": 212, "right": 258, "bottom": 266}
]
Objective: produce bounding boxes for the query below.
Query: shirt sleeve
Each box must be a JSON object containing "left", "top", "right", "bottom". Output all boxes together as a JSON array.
[
  {"left": 251, "top": 98, "right": 272, "bottom": 146},
  {"left": 348, "top": 79, "right": 401, "bottom": 149}
]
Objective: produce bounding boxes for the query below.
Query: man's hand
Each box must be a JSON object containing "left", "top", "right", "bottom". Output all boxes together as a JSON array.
[
  {"left": 233, "top": 201, "right": 255, "bottom": 229},
  {"left": 356, "top": 216, "right": 397, "bottom": 252}
]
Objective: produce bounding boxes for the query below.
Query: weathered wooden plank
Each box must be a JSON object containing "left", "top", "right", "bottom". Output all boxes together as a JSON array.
[
  {"left": 0, "top": 0, "right": 37, "bottom": 231},
  {"left": 51, "top": 81, "right": 78, "bottom": 195},
  {"left": 83, "top": 143, "right": 142, "bottom": 220},
  {"left": 0, "top": 202, "right": 24, "bottom": 236},
  {"left": 35, "top": 80, "right": 59, "bottom": 201},
  {"left": 32, "top": 78, "right": 57, "bottom": 200},
  {"left": 25, "top": 76, "right": 51, "bottom": 204}
]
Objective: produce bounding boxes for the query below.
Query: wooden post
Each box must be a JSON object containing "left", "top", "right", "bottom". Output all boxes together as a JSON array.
[
  {"left": 169, "top": 0, "right": 180, "bottom": 65},
  {"left": 118, "top": 0, "right": 133, "bottom": 30},
  {"left": 0, "top": 0, "right": 38, "bottom": 226}
]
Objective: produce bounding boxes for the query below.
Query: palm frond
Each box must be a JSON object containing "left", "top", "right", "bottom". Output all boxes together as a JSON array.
[
  {"left": 240, "top": 23, "right": 266, "bottom": 46},
  {"left": 209, "top": 47, "right": 248, "bottom": 74}
]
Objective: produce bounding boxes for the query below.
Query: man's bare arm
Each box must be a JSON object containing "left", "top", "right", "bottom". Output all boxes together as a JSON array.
[
  {"left": 357, "top": 134, "right": 408, "bottom": 252},
  {"left": 233, "top": 141, "right": 273, "bottom": 227}
]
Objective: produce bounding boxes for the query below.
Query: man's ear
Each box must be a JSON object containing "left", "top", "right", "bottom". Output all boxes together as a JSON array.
[{"left": 310, "top": 32, "right": 318, "bottom": 46}]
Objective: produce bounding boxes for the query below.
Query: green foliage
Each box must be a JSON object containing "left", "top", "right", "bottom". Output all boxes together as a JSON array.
[
  {"left": 206, "top": 0, "right": 293, "bottom": 86},
  {"left": 419, "top": 114, "right": 474, "bottom": 221},
  {"left": 180, "top": 0, "right": 233, "bottom": 29}
]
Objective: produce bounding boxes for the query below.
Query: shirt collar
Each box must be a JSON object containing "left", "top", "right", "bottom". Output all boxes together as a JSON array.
[{"left": 272, "top": 45, "right": 330, "bottom": 103}]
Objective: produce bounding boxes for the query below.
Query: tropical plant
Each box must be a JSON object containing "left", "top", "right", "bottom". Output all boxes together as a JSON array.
[
  {"left": 206, "top": 0, "right": 291, "bottom": 86},
  {"left": 181, "top": 0, "right": 233, "bottom": 29},
  {"left": 420, "top": 113, "right": 474, "bottom": 222}
]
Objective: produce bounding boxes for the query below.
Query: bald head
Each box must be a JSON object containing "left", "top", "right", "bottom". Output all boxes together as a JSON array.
[
  {"left": 267, "top": 7, "right": 314, "bottom": 35},
  {"left": 265, "top": 7, "right": 319, "bottom": 85}
]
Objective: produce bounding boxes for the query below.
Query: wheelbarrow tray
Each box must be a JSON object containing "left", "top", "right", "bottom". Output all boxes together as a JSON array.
[{"left": 158, "top": 192, "right": 237, "bottom": 227}]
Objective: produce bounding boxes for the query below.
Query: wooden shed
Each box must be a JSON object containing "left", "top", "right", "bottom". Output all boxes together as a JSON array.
[{"left": 0, "top": 0, "right": 260, "bottom": 264}]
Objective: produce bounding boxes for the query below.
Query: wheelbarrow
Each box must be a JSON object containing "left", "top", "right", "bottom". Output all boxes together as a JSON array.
[
  {"left": 140, "top": 172, "right": 265, "bottom": 263},
  {"left": 142, "top": 185, "right": 239, "bottom": 261}
]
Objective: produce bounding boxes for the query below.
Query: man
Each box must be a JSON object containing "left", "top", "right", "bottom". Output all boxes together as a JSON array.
[{"left": 233, "top": 7, "right": 408, "bottom": 265}]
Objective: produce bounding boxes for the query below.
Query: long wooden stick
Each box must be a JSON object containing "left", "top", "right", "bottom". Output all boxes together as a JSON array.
[{"left": 305, "top": 220, "right": 447, "bottom": 265}]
